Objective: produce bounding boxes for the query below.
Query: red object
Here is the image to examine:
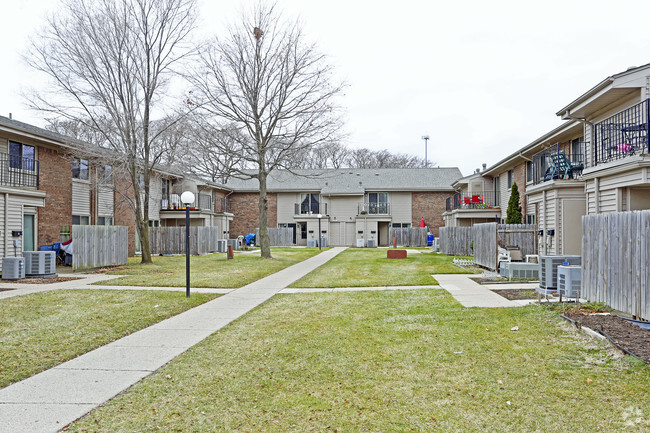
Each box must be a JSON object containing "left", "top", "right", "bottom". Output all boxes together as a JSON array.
[
  {"left": 463, "top": 197, "right": 471, "bottom": 205},
  {"left": 471, "top": 195, "right": 481, "bottom": 203},
  {"left": 387, "top": 250, "right": 407, "bottom": 259},
  {"left": 420, "top": 218, "right": 425, "bottom": 227}
]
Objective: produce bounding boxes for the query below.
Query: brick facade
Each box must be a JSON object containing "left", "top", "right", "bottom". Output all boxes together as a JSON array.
[
  {"left": 229, "top": 192, "right": 277, "bottom": 237},
  {"left": 411, "top": 191, "right": 450, "bottom": 237},
  {"left": 113, "top": 173, "right": 137, "bottom": 256},
  {"left": 37, "top": 148, "right": 72, "bottom": 245}
]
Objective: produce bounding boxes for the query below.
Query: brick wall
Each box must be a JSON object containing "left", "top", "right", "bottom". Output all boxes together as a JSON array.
[
  {"left": 113, "top": 172, "right": 137, "bottom": 256},
  {"left": 411, "top": 191, "right": 450, "bottom": 237},
  {"left": 37, "top": 148, "right": 72, "bottom": 245},
  {"left": 229, "top": 192, "right": 277, "bottom": 237}
]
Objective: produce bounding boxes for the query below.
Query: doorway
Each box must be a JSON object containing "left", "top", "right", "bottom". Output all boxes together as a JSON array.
[{"left": 23, "top": 214, "right": 35, "bottom": 251}]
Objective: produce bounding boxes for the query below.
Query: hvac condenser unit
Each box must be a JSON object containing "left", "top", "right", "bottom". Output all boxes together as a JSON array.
[
  {"left": 23, "top": 251, "right": 57, "bottom": 277},
  {"left": 2, "top": 257, "right": 25, "bottom": 280},
  {"left": 227, "top": 239, "right": 240, "bottom": 251},
  {"left": 307, "top": 240, "right": 318, "bottom": 248},
  {"left": 557, "top": 265, "right": 582, "bottom": 298},
  {"left": 216, "top": 239, "right": 227, "bottom": 253},
  {"left": 366, "top": 239, "right": 376, "bottom": 248},
  {"left": 500, "top": 262, "right": 540, "bottom": 280},
  {"left": 356, "top": 239, "right": 365, "bottom": 247},
  {"left": 320, "top": 237, "right": 328, "bottom": 248},
  {"left": 539, "top": 255, "right": 581, "bottom": 289}
]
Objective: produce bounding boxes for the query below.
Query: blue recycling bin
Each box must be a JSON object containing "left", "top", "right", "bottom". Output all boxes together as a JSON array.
[{"left": 427, "top": 234, "right": 434, "bottom": 246}]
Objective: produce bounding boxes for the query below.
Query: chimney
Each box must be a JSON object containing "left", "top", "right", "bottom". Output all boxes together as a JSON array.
[
  {"left": 9, "top": 113, "right": 12, "bottom": 120},
  {"left": 482, "top": 163, "right": 487, "bottom": 171}
]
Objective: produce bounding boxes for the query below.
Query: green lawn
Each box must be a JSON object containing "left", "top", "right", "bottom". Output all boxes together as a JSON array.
[
  {"left": 66, "top": 289, "right": 650, "bottom": 432},
  {"left": 290, "top": 249, "right": 477, "bottom": 287},
  {"left": 99, "top": 248, "right": 322, "bottom": 288},
  {"left": 0, "top": 290, "right": 217, "bottom": 388}
]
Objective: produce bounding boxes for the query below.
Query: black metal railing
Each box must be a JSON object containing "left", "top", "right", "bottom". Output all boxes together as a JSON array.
[
  {"left": 594, "top": 98, "right": 650, "bottom": 165},
  {"left": 198, "top": 193, "right": 212, "bottom": 211},
  {"left": 445, "top": 191, "right": 500, "bottom": 211},
  {"left": 294, "top": 202, "right": 327, "bottom": 215},
  {"left": 531, "top": 142, "right": 585, "bottom": 184},
  {"left": 215, "top": 197, "right": 232, "bottom": 213},
  {"left": 0, "top": 153, "right": 39, "bottom": 188},
  {"left": 358, "top": 202, "right": 391, "bottom": 215}
]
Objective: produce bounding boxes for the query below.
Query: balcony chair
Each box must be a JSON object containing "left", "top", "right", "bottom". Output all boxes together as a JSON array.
[{"left": 549, "top": 150, "right": 583, "bottom": 179}]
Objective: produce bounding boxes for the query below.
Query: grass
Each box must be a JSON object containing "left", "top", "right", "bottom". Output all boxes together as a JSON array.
[
  {"left": 0, "top": 289, "right": 217, "bottom": 388},
  {"left": 66, "top": 289, "right": 650, "bottom": 432},
  {"left": 289, "top": 249, "right": 478, "bottom": 287},
  {"left": 99, "top": 248, "right": 322, "bottom": 288}
]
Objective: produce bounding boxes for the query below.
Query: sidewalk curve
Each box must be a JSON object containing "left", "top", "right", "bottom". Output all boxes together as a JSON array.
[{"left": 432, "top": 274, "right": 518, "bottom": 308}]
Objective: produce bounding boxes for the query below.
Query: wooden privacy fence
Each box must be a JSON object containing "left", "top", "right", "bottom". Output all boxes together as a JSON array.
[
  {"left": 389, "top": 227, "right": 428, "bottom": 247},
  {"left": 256, "top": 228, "right": 293, "bottom": 246},
  {"left": 439, "top": 227, "right": 472, "bottom": 255},
  {"left": 149, "top": 226, "right": 221, "bottom": 255},
  {"left": 582, "top": 211, "right": 650, "bottom": 320},
  {"left": 473, "top": 223, "right": 498, "bottom": 270},
  {"left": 72, "top": 225, "right": 128, "bottom": 271},
  {"left": 497, "top": 224, "right": 538, "bottom": 257}
]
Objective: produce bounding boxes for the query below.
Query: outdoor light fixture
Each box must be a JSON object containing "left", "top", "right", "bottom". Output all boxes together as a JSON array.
[
  {"left": 422, "top": 135, "right": 430, "bottom": 168},
  {"left": 180, "top": 191, "right": 195, "bottom": 298},
  {"left": 317, "top": 213, "right": 323, "bottom": 250}
]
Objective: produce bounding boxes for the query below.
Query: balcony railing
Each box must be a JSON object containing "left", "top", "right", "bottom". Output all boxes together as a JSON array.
[
  {"left": 445, "top": 191, "right": 500, "bottom": 211},
  {"left": 215, "top": 197, "right": 232, "bottom": 213},
  {"left": 161, "top": 193, "right": 182, "bottom": 210},
  {"left": 594, "top": 98, "right": 650, "bottom": 166},
  {"left": 0, "top": 153, "right": 39, "bottom": 188},
  {"left": 294, "top": 202, "right": 327, "bottom": 215},
  {"left": 358, "top": 202, "right": 391, "bottom": 215},
  {"left": 531, "top": 142, "right": 584, "bottom": 185}
]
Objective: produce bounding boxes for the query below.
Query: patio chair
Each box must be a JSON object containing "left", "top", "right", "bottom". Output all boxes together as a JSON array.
[{"left": 550, "top": 150, "right": 583, "bottom": 179}]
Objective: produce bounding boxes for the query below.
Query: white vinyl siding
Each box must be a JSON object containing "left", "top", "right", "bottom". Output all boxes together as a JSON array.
[
  {"left": 500, "top": 173, "right": 508, "bottom": 221},
  {"left": 328, "top": 196, "right": 360, "bottom": 221},
  {"left": 390, "top": 192, "right": 411, "bottom": 223},
  {"left": 97, "top": 186, "right": 114, "bottom": 217},
  {"left": 72, "top": 179, "right": 91, "bottom": 217},
  {"left": 276, "top": 193, "right": 295, "bottom": 222},
  {"left": 0, "top": 194, "right": 46, "bottom": 270}
]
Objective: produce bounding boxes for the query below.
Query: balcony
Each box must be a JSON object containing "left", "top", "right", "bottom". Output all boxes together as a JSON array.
[
  {"left": 445, "top": 191, "right": 500, "bottom": 211},
  {"left": 531, "top": 142, "right": 584, "bottom": 185},
  {"left": 198, "top": 193, "right": 212, "bottom": 211},
  {"left": 215, "top": 197, "right": 232, "bottom": 213},
  {"left": 294, "top": 202, "right": 327, "bottom": 215},
  {"left": 161, "top": 193, "right": 182, "bottom": 210},
  {"left": 594, "top": 98, "right": 650, "bottom": 166},
  {"left": 0, "top": 153, "right": 39, "bottom": 188},
  {"left": 358, "top": 202, "right": 390, "bottom": 215}
]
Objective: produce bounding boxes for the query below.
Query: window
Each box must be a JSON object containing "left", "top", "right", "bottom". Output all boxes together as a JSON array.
[
  {"left": 9, "top": 141, "right": 35, "bottom": 170},
  {"left": 571, "top": 137, "right": 585, "bottom": 164},
  {"left": 507, "top": 170, "right": 513, "bottom": 189},
  {"left": 391, "top": 223, "right": 411, "bottom": 228},
  {"left": 72, "top": 215, "right": 90, "bottom": 225},
  {"left": 367, "top": 192, "right": 388, "bottom": 214},
  {"left": 72, "top": 158, "right": 89, "bottom": 180},
  {"left": 300, "top": 193, "right": 320, "bottom": 214},
  {"left": 494, "top": 176, "right": 500, "bottom": 200},
  {"left": 526, "top": 214, "right": 536, "bottom": 224},
  {"left": 148, "top": 220, "right": 160, "bottom": 227},
  {"left": 97, "top": 216, "right": 113, "bottom": 226},
  {"left": 97, "top": 165, "right": 113, "bottom": 183},
  {"left": 526, "top": 161, "right": 533, "bottom": 183}
]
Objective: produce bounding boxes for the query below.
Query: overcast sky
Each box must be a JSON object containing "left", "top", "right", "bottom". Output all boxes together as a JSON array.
[{"left": 2, "top": 0, "right": 650, "bottom": 175}]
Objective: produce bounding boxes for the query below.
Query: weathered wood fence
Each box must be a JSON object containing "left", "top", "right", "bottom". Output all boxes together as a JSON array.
[
  {"left": 440, "top": 223, "right": 538, "bottom": 270},
  {"left": 582, "top": 211, "right": 650, "bottom": 320},
  {"left": 439, "top": 227, "right": 473, "bottom": 255},
  {"left": 256, "top": 228, "right": 294, "bottom": 246},
  {"left": 389, "top": 227, "right": 428, "bottom": 247},
  {"left": 149, "top": 226, "right": 222, "bottom": 255},
  {"left": 72, "top": 225, "right": 129, "bottom": 271}
]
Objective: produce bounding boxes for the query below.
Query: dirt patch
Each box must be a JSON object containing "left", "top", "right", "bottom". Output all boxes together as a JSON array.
[
  {"left": 566, "top": 313, "right": 650, "bottom": 363},
  {"left": 2, "top": 277, "right": 82, "bottom": 285},
  {"left": 86, "top": 266, "right": 130, "bottom": 274},
  {"left": 0, "top": 288, "right": 16, "bottom": 292},
  {"left": 491, "top": 289, "right": 538, "bottom": 300}
]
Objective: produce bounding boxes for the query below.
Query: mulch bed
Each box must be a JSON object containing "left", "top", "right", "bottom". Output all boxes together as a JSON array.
[
  {"left": 491, "top": 289, "right": 539, "bottom": 300},
  {"left": 565, "top": 313, "right": 650, "bottom": 363},
  {"left": 2, "top": 277, "right": 82, "bottom": 285}
]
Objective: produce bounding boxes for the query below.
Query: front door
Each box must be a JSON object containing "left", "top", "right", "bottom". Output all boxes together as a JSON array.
[
  {"left": 23, "top": 214, "right": 35, "bottom": 251},
  {"left": 287, "top": 223, "right": 297, "bottom": 244}
]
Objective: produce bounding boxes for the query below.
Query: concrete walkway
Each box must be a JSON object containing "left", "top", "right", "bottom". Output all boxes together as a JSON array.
[
  {"left": 433, "top": 274, "right": 520, "bottom": 307},
  {"left": 0, "top": 247, "right": 347, "bottom": 433}
]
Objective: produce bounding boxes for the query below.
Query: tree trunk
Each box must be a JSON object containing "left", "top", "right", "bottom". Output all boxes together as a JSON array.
[{"left": 258, "top": 171, "right": 272, "bottom": 259}]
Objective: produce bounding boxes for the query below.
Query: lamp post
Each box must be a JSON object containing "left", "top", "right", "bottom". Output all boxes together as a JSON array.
[
  {"left": 317, "top": 213, "right": 322, "bottom": 250},
  {"left": 181, "top": 191, "right": 195, "bottom": 298},
  {"left": 421, "top": 135, "right": 429, "bottom": 168}
]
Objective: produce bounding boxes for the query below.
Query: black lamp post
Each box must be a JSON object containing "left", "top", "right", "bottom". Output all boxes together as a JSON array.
[
  {"left": 181, "top": 191, "right": 195, "bottom": 298},
  {"left": 317, "top": 213, "right": 322, "bottom": 250}
]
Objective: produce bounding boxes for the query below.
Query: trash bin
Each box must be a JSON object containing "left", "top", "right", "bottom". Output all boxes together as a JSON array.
[{"left": 427, "top": 234, "right": 434, "bottom": 246}]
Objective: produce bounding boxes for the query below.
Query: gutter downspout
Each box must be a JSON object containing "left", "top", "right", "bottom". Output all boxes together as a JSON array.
[{"left": 4, "top": 193, "right": 8, "bottom": 261}]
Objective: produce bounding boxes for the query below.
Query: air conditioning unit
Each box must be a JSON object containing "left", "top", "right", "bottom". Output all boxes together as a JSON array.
[
  {"left": 501, "top": 262, "right": 540, "bottom": 279},
  {"left": 227, "top": 239, "right": 240, "bottom": 251},
  {"left": 558, "top": 265, "right": 581, "bottom": 298},
  {"left": 2, "top": 257, "right": 25, "bottom": 280},
  {"left": 433, "top": 238, "right": 440, "bottom": 252},
  {"left": 539, "top": 255, "right": 581, "bottom": 289},
  {"left": 23, "top": 251, "right": 56, "bottom": 277},
  {"left": 320, "top": 237, "right": 328, "bottom": 248},
  {"left": 356, "top": 239, "right": 365, "bottom": 247},
  {"left": 366, "top": 239, "right": 376, "bottom": 248},
  {"left": 216, "top": 239, "right": 227, "bottom": 253},
  {"left": 307, "top": 240, "right": 317, "bottom": 247}
]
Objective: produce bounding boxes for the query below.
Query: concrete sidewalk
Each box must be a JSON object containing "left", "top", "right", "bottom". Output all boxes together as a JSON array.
[
  {"left": 0, "top": 247, "right": 347, "bottom": 433},
  {"left": 433, "top": 274, "right": 520, "bottom": 307}
]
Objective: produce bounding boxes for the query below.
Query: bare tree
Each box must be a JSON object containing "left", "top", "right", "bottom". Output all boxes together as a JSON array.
[
  {"left": 190, "top": 3, "right": 344, "bottom": 258},
  {"left": 26, "top": 0, "right": 197, "bottom": 264}
]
